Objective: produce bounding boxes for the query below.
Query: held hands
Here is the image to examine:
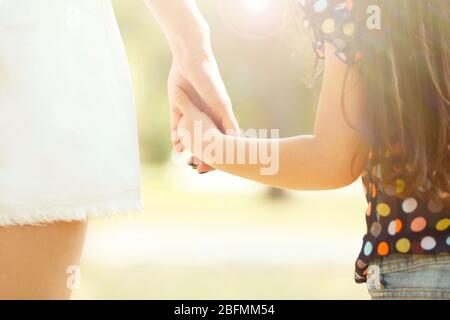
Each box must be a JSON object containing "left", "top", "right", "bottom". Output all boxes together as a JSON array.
[
  {"left": 174, "top": 89, "right": 222, "bottom": 165},
  {"left": 168, "top": 49, "right": 239, "bottom": 173}
]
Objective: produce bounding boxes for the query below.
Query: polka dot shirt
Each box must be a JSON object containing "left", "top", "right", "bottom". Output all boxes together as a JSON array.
[{"left": 299, "top": 0, "right": 450, "bottom": 283}]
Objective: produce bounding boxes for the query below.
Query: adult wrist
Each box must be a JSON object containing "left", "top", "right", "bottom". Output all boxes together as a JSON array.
[{"left": 167, "top": 19, "right": 212, "bottom": 59}]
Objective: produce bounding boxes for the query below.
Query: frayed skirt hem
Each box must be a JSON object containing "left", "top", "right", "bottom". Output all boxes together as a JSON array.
[{"left": 0, "top": 193, "right": 144, "bottom": 227}]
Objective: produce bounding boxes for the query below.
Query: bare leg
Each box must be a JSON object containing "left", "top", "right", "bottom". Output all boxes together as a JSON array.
[{"left": 0, "top": 220, "right": 88, "bottom": 299}]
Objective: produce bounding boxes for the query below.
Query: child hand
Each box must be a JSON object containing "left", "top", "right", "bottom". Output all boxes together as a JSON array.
[{"left": 174, "top": 90, "right": 223, "bottom": 165}]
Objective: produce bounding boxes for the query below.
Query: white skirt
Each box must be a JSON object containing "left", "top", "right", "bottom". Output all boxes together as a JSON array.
[{"left": 0, "top": 0, "right": 142, "bottom": 226}]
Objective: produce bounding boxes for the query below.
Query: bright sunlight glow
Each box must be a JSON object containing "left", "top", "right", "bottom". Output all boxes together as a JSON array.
[
  {"left": 243, "top": 0, "right": 272, "bottom": 16},
  {"left": 218, "top": 0, "right": 290, "bottom": 39}
]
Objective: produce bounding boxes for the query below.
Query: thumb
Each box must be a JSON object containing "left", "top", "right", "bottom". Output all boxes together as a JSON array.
[{"left": 172, "top": 88, "right": 201, "bottom": 116}]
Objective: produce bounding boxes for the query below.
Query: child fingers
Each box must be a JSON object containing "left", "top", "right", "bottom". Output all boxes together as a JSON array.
[
  {"left": 187, "top": 156, "right": 214, "bottom": 174},
  {"left": 187, "top": 160, "right": 197, "bottom": 169},
  {"left": 187, "top": 155, "right": 199, "bottom": 169},
  {"left": 189, "top": 156, "right": 214, "bottom": 174},
  {"left": 197, "top": 162, "right": 214, "bottom": 174}
]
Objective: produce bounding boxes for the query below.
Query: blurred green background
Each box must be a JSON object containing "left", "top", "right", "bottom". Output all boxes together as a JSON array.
[{"left": 73, "top": 0, "right": 370, "bottom": 299}]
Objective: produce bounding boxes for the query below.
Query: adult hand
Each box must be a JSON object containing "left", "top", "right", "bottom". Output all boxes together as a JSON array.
[
  {"left": 168, "top": 48, "right": 239, "bottom": 173},
  {"left": 144, "top": 0, "right": 239, "bottom": 172}
]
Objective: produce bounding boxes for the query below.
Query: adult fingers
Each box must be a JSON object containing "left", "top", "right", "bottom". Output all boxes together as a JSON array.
[
  {"left": 172, "top": 88, "right": 202, "bottom": 116},
  {"left": 188, "top": 61, "right": 239, "bottom": 133},
  {"left": 221, "top": 112, "right": 240, "bottom": 137},
  {"left": 168, "top": 100, "right": 183, "bottom": 152}
]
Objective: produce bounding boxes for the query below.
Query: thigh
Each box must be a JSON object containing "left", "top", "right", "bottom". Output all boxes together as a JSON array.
[{"left": 0, "top": 220, "right": 88, "bottom": 299}]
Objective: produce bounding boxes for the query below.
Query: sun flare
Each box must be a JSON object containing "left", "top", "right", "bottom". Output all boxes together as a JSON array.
[{"left": 243, "top": 0, "right": 272, "bottom": 16}]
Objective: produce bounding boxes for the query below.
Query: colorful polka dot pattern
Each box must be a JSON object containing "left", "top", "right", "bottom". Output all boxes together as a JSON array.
[
  {"left": 298, "top": 0, "right": 364, "bottom": 64},
  {"left": 300, "top": 0, "right": 450, "bottom": 284},
  {"left": 355, "top": 146, "right": 450, "bottom": 283}
]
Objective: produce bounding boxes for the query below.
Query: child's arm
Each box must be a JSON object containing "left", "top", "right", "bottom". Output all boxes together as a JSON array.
[{"left": 176, "top": 42, "right": 370, "bottom": 190}]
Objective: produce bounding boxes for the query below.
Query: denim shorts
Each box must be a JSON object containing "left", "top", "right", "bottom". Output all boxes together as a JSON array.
[{"left": 366, "top": 253, "right": 450, "bottom": 299}]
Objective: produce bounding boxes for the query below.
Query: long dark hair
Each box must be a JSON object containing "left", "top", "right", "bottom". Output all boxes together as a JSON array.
[{"left": 348, "top": 0, "right": 450, "bottom": 202}]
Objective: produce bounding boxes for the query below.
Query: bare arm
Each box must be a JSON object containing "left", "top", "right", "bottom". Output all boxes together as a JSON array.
[
  {"left": 144, "top": 0, "right": 239, "bottom": 172},
  {"left": 144, "top": 0, "right": 210, "bottom": 54},
  {"left": 177, "top": 42, "right": 370, "bottom": 190}
]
